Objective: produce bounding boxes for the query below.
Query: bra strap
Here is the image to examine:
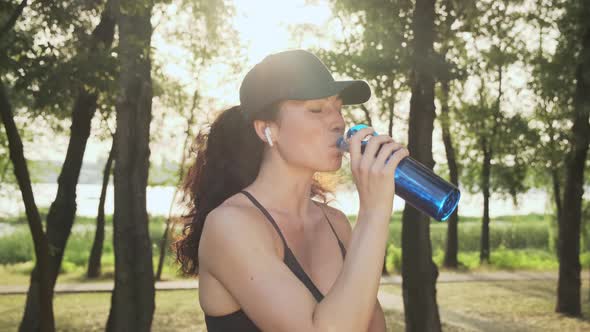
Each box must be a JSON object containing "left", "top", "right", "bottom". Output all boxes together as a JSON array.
[
  {"left": 239, "top": 190, "right": 289, "bottom": 248},
  {"left": 313, "top": 201, "right": 347, "bottom": 258}
]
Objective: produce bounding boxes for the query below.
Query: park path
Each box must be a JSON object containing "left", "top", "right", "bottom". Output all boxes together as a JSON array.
[
  {"left": 377, "top": 291, "right": 532, "bottom": 332},
  {"left": 1, "top": 270, "right": 585, "bottom": 295},
  {"left": 378, "top": 270, "right": 590, "bottom": 332}
]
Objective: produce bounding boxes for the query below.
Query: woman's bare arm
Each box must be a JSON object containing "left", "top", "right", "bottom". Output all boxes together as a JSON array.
[
  {"left": 322, "top": 205, "right": 387, "bottom": 332},
  {"left": 368, "top": 300, "right": 387, "bottom": 332}
]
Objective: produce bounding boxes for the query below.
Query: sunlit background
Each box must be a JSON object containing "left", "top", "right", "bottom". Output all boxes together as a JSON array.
[
  {"left": 1, "top": 0, "right": 558, "bottom": 219},
  {"left": 4, "top": 1, "right": 590, "bottom": 330}
]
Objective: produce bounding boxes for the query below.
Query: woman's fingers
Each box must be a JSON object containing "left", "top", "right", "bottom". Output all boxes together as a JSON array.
[
  {"left": 383, "top": 147, "right": 410, "bottom": 176},
  {"left": 358, "top": 135, "right": 393, "bottom": 184},
  {"left": 371, "top": 142, "right": 404, "bottom": 172},
  {"left": 349, "top": 127, "right": 376, "bottom": 174},
  {"left": 346, "top": 126, "right": 410, "bottom": 220}
]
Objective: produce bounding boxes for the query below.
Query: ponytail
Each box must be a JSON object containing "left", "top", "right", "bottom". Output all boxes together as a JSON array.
[{"left": 172, "top": 104, "right": 334, "bottom": 277}]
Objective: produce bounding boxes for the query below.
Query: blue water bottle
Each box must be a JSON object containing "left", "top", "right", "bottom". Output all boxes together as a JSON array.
[{"left": 336, "top": 124, "right": 460, "bottom": 221}]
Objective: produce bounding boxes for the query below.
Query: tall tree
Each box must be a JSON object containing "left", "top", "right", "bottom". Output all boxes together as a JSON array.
[
  {"left": 1, "top": 80, "right": 55, "bottom": 332},
  {"left": 155, "top": 85, "right": 198, "bottom": 281},
  {"left": 528, "top": 0, "right": 570, "bottom": 257},
  {"left": 18, "top": 1, "right": 117, "bottom": 329},
  {"left": 401, "top": 0, "right": 442, "bottom": 330},
  {"left": 314, "top": 0, "right": 414, "bottom": 275},
  {"left": 87, "top": 134, "right": 115, "bottom": 278},
  {"left": 106, "top": 0, "right": 155, "bottom": 330},
  {"left": 436, "top": 0, "right": 471, "bottom": 269},
  {"left": 439, "top": 77, "right": 460, "bottom": 268},
  {"left": 478, "top": 0, "right": 520, "bottom": 263},
  {"left": 452, "top": 0, "right": 532, "bottom": 264},
  {"left": 310, "top": 0, "right": 414, "bottom": 136},
  {"left": 554, "top": 0, "right": 590, "bottom": 317},
  {"left": 0, "top": 1, "right": 54, "bottom": 331},
  {"left": 150, "top": 0, "right": 239, "bottom": 280}
]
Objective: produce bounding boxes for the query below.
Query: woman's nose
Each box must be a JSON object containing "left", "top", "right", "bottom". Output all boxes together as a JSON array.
[
  {"left": 330, "top": 109, "right": 345, "bottom": 134},
  {"left": 326, "top": 96, "right": 345, "bottom": 132}
]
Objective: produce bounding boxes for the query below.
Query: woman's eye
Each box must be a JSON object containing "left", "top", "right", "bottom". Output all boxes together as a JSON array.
[{"left": 310, "top": 109, "right": 322, "bottom": 113}]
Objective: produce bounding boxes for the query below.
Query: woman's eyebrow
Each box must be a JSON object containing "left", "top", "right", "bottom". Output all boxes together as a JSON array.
[{"left": 304, "top": 100, "right": 323, "bottom": 107}]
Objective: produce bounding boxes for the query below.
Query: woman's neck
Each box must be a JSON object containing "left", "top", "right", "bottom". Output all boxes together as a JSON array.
[{"left": 246, "top": 154, "right": 315, "bottom": 221}]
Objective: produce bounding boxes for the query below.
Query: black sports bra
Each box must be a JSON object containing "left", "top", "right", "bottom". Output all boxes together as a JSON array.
[{"left": 204, "top": 190, "right": 347, "bottom": 331}]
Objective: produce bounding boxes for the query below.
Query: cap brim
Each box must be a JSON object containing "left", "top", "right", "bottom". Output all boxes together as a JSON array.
[
  {"left": 331, "top": 80, "right": 372, "bottom": 105},
  {"left": 287, "top": 80, "right": 371, "bottom": 105}
]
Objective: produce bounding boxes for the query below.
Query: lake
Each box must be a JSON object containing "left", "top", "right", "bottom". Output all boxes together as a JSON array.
[{"left": 0, "top": 183, "right": 550, "bottom": 219}]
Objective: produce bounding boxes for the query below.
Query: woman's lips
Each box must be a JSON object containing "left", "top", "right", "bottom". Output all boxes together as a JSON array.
[{"left": 331, "top": 145, "right": 344, "bottom": 155}]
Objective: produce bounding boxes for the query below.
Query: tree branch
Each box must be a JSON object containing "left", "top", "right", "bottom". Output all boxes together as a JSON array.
[
  {"left": 0, "top": 0, "right": 28, "bottom": 40},
  {"left": 359, "top": 104, "right": 373, "bottom": 126}
]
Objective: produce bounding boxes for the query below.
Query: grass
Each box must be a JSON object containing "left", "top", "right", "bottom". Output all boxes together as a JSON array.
[
  {"left": 0, "top": 257, "right": 188, "bottom": 286},
  {"left": 4, "top": 281, "right": 585, "bottom": 331},
  {"left": 0, "top": 287, "right": 410, "bottom": 332},
  {"left": 383, "top": 280, "right": 590, "bottom": 331},
  {"left": 0, "top": 290, "right": 205, "bottom": 332}
]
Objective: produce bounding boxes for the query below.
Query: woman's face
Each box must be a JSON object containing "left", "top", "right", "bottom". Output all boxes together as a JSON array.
[{"left": 273, "top": 94, "right": 346, "bottom": 172}]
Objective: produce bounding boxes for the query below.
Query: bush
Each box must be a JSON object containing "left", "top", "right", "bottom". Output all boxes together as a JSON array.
[
  {"left": 387, "top": 220, "right": 552, "bottom": 253},
  {"left": 0, "top": 228, "right": 33, "bottom": 264},
  {"left": 386, "top": 244, "right": 402, "bottom": 273},
  {"left": 489, "top": 248, "right": 559, "bottom": 270},
  {"left": 0, "top": 217, "right": 174, "bottom": 268},
  {"left": 1, "top": 212, "right": 588, "bottom": 273}
]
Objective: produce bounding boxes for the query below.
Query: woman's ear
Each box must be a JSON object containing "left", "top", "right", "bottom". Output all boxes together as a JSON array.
[{"left": 253, "top": 120, "right": 274, "bottom": 146}]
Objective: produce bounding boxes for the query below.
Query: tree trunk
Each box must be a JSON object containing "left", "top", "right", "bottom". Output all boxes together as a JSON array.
[
  {"left": 87, "top": 135, "right": 115, "bottom": 278},
  {"left": 556, "top": 17, "right": 590, "bottom": 317},
  {"left": 19, "top": 4, "right": 116, "bottom": 329},
  {"left": 20, "top": 89, "right": 97, "bottom": 331},
  {"left": 1, "top": 80, "right": 55, "bottom": 332},
  {"left": 387, "top": 79, "right": 396, "bottom": 138},
  {"left": 382, "top": 83, "right": 396, "bottom": 276},
  {"left": 440, "top": 79, "right": 459, "bottom": 269},
  {"left": 401, "top": 0, "right": 441, "bottom": 331},
  {"left": 479, "top": 63, "right": 502, "bottom": 265},
  {"left": 106, "top": 0, "right": 155, "bottom": 330},
  {"left": 0, "top": 0, "right": 28, "bottom": 38},
  {"left": 551, "top": 168, "right": 561, "bottom": 258},
  {"left": 359, "top": 104, "right": 373, "bottom": 126},
  {"left": 155, "top": 214, "right": 172, "bottom": 281},
  {"left": 156, "top": 98, "right": 196, "bottom": 281},
  {"left": 480, "top": 141, "right": 491, "bottom": 264}
]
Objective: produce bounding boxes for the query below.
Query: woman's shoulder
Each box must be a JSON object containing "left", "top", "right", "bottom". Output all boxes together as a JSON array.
[
  {"left": 202, "top": 193, "right": 271, "bottom": 239},
  {"left": 199, "top": 193, "right": 280, "bottom": 266}
]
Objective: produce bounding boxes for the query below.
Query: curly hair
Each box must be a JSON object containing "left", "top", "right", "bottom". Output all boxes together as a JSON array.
[{"left": 172, "top": 102, "right": 335, "bottom": 277}]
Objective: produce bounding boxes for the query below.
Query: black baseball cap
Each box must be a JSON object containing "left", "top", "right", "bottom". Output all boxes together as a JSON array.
[{"left": 239, "top": 49, "right": 371, "bottom": 118}]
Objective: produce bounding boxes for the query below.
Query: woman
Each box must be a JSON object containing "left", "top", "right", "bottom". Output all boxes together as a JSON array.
[{"left": 173, "top": 49, "right": 409, "bottom": 331}]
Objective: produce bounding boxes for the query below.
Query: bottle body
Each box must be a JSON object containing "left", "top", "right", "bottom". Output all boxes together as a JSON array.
[{"left": 337, "top": 124, "right": 460, "bottom": 221}]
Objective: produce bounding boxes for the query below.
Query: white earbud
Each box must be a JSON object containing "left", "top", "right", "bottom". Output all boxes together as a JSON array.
[{"left": 264, "top": 127, "right": 274, "bottom": 147}]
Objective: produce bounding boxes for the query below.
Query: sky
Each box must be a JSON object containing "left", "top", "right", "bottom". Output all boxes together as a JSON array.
[{"left": 153, "top": 0, "right": 337, "bottom": 104}]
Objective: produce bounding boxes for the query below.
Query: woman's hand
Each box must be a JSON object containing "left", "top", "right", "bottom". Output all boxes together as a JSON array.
[{"left": 348, "top": 127, "right": 409, "bottom": 222}]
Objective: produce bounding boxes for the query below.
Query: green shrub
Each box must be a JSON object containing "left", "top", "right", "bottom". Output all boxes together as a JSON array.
[
  {"left": 386, "top": 244, "right": 402, "bottom": 273},
  {"left": 0, "top": 228, "right": 33, "bottom": 264},
  {"left": 385, "top": 219, "right": 551, "bottom": 254},
  {"left": 489, "top": 248, "right": 559, "bottom": 270},
  {"left": 1, "top": 211, "right": 587, "bottom": 273}
]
